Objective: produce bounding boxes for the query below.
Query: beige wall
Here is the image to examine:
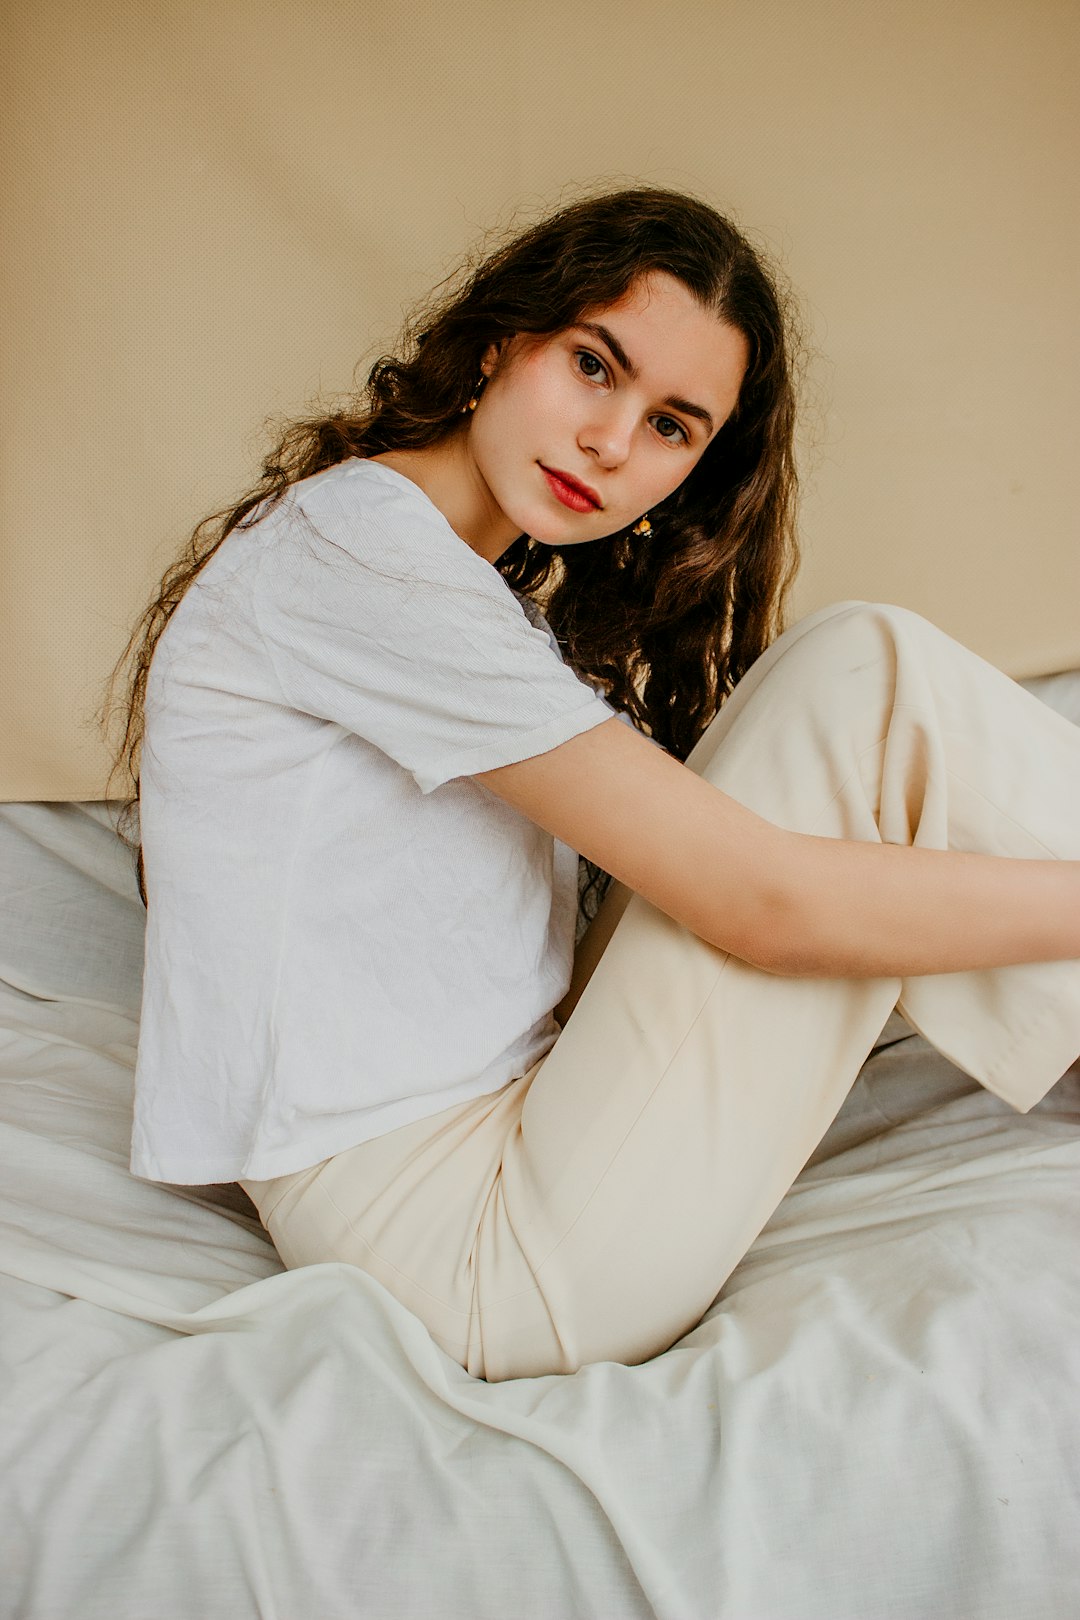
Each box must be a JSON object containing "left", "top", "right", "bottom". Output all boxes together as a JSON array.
[{"left": 2, "top": 0, "right": 1077, "bottom": 799}]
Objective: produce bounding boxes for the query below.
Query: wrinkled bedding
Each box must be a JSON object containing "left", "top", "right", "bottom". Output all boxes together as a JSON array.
[{"left": 2, "top": 669, "right": 1079, "bottom": 1620}]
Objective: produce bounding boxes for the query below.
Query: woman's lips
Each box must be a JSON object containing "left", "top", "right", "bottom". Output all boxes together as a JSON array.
[{"left": 540, "top": 465, "right": 600, "bottom": 512}]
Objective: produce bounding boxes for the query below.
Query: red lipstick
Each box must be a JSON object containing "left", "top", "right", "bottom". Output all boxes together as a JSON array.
[{"left": 540, "top": 465, "right": 601, "bottom": 512}]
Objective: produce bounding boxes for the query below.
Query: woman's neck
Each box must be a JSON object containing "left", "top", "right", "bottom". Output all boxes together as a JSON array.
[{"left": 368, "top": 435, "right": 521, "bottom": 565}]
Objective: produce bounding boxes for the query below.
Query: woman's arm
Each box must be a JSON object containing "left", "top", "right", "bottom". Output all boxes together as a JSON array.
[
  {"left": 473, "top": 716, "right": 1080, "bottom": 981},
  {"left": 757, "top": 835, "right": 1077, "bottom": 978}
]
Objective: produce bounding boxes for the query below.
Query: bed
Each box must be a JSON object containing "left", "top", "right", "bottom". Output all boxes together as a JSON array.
[{"left": 2, "top": 669, "right": 1078, "bottom": 1620}]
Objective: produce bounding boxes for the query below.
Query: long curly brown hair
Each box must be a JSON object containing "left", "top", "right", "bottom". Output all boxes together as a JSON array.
[{"left": 101, "top": 184, "right": 804, "bottom": 926}]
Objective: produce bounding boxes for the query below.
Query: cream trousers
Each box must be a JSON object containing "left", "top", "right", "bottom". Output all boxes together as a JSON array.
[{"left": 242, "top": 600, "right": 1080, "bottom": 1382}]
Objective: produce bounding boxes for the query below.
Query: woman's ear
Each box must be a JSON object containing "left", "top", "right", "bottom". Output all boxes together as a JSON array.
[{"left": 482, "top": 333, "right": 533, "bottom": 378}]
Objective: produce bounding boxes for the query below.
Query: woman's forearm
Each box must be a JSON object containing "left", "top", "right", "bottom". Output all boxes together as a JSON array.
[
  {"left": 765, "top": 834, "right": 1080, "bottom": 979},
  {"left": 554, "top": 840, "right": 1078, "bottom": 1026}
]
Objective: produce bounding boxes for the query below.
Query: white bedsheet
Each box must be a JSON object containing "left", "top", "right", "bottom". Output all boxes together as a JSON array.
[{"left": 2, "top": 669, "right": 1079, "bottom": 1620}]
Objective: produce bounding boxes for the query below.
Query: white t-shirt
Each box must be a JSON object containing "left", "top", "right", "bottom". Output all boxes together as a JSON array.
[{"left": 130, "top": 457, "right": 619, "bottom": 1183}]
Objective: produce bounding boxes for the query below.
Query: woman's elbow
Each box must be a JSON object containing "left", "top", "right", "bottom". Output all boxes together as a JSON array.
[{"left": 701, "top": 882, "right": 811, "bottom": 977}]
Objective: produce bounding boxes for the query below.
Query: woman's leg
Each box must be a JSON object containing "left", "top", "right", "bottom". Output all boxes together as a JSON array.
[{"left": 244, "top": 600, "right": 1080, "bottom": 1381}]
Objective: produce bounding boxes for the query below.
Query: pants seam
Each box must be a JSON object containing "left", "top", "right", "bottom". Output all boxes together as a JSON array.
[{"left": 530, "top": 952, "right": 738, "bottom": 1276}]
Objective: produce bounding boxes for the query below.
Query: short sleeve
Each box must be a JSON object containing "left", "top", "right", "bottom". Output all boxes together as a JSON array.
[{"left": 249, "top": 468, "right": 618, "bottom": 794}]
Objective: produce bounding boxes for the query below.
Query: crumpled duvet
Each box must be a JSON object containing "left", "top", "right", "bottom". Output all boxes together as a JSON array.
[{"left": 2, "top": 713, "right": 1080, "bottom": 1619}]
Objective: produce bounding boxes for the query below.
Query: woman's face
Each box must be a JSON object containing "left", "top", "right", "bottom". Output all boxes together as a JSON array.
[{"left": 469, "top": 270, "right": 749, "bottom": 546}]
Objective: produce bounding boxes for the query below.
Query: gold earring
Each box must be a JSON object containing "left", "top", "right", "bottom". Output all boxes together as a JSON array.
[
  {"left": 632, "top": 514, "right": 653, "bottom": 537},
  {"left": 461, "top": 373, "right": 488, "bottom": 414}
]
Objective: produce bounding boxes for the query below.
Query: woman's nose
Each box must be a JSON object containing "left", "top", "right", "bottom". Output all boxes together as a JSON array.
[{"left": 580, "top": 403, "right": 636, "bottom": 467}]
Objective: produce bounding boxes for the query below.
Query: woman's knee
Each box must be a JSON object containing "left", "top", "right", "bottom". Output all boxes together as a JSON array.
[
  {"left": 793, "top": 598, "right": 928, "bottom": 648},
  {"left": 688, "top": 599, "right": 921, "bottom": 771},
  {"left": 768, "top": 599, "right": 936, "bottom": 691}
]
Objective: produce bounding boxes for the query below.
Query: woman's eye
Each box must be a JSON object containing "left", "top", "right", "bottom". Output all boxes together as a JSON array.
[
  {"left": 654, "top": 416, "right": 689, "bottom": 445},
  {"left": 575, "top": 350, "right": 607, "bottom": 381}
]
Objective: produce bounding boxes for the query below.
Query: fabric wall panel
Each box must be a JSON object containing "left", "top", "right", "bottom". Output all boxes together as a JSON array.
[{"left": 2, "top": 0, "right": 1076, "bottom": 798}]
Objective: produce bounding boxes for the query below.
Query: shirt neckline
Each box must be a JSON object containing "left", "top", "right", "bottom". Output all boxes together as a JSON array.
[
  {"left": 351, "top": 455, "right": 486, "bottom": 546},
  {"left": 347, "top": 455, "right": 529, "bottom": 599}
]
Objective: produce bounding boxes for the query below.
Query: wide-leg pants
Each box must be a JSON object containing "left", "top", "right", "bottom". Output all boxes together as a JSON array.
[{"left": 241, "top": 600, "right": 1080, "bottom": 1382}]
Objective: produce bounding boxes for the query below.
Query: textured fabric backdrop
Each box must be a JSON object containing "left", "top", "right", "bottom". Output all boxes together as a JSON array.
[{"left": 2, "top": 0, "right": 1078, "bottom": 798}]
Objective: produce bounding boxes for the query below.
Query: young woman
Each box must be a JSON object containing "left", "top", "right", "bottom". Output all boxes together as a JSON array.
[{"left": 107, "top": 186, "right": 1080, "bottom": 1383}]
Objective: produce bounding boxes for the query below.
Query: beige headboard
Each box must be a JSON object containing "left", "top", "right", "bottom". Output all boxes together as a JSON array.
[{"left": 3, "top": 0, "right": 1077, "bottom": 801}]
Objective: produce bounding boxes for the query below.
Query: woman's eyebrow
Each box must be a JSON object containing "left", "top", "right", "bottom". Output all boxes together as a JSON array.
[{"left": 574, "top": 321, "right": 715, "bottom": 435}]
